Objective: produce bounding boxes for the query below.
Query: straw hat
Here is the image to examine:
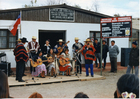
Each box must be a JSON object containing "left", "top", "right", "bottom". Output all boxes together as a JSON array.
[
  {"left": 84, "top": 38, "right": 92, "bottom": 42},
  {"left": 32, "top": 36, "right": 37, "bottom": 39},
  {"left": 17, "top": 38, "right": 21, "bottom": 42},
  {"left": 57, "top": 39, "right": 64, "bottom": 42},
  {"left": 74, "top": 37, "right": 80, "bottom": 40}
]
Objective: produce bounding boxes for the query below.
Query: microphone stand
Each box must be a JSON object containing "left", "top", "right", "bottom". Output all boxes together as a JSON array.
[{"left": 25, "top": 52, "right": 39, "bottom": 83}]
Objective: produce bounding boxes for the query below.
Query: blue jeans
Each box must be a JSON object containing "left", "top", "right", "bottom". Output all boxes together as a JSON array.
[
  {"left": 126, "top": 65, "right": 139, "bottom": 77},
  {"left": 85, "top": 64, "right": 94, "bottom": 76}
]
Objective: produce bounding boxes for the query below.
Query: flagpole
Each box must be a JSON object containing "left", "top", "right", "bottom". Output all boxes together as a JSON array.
[{"left": 20, "top": 10, "right": 22, "bottom": 38}]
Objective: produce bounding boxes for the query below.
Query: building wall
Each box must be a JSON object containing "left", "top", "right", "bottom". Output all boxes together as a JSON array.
[{"left": 0, "top": 20, "right": 129, "bottom": 68}]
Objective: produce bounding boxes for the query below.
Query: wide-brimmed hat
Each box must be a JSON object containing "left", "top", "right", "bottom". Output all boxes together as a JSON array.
[
  {"left": 75, "top": 37, "right": 80, "bottom": 40},
  {"left": 84, "top": 38, "right": 92, "bottom": 42},
  {"left": 16, "top": 38, "right": 21, "bottom": 42},
  {"left": 21, "top": 37, "right": 28, "bottom": 43},
  {"left": 32, "top": 36, "right": 37, "bottom": 39},
  {"left": 57, "top": 39, "right": 64, "bottom": 42}
]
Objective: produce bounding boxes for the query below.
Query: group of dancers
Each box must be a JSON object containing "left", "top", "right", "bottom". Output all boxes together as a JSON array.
[{"left": 13, "top": 36, "right": 96, "bottom": 82}]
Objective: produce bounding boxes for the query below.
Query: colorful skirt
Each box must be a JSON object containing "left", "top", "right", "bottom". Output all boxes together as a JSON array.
[
  {"left": 59, "top": 65, "right": 71, "bottom": 72},
  {"left": 32, "top": 64, "right": 47, "bottom": 77}
]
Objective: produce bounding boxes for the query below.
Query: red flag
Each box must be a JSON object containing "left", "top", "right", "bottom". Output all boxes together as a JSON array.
[{"left": 9, "top": 13, "right": 20, "bottom": 36}]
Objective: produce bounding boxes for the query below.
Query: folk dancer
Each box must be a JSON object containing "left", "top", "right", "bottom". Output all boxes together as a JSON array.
[
  {"left": 72, "top": 37, "right": 84, "bottom": 74},
  {"left": 46, "top": 49, "right": 56, "bottom": 77},
  {"left": 53, "top": 39, "right": 68, "bottom": 55},
  {"left": 13, "top": 38, "right": 29, "bottom": 82},
  {"left": 59, "top": 49, "right": 72, "bottom": 76},
  {"left": 27, "top": 36, "right": 40, "bottom": 73},
  {"left": 29, "top": 50, "right": 47, "bottom": 78},
  {"left": 21, "top": 37, "right": 28, "bottom": 76},
  {"left": 42, "top": 40, "right": 51, "bottom": 55},
  {"left": 81, "top": 39, "right": 96, "bottom": 77}
]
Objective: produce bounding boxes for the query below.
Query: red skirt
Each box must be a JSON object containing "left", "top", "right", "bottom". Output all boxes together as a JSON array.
[{"left": 59, "top": 65, "right": 71, "bottom": 71}]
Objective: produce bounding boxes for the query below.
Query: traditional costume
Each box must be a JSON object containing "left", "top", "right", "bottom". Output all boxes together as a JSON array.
[
  {"left": 59, "top": 52, "right": 72, "bottom": 75},
  {"left": 81, "top": 39, "right": 96, "bottom": 77},
  {"left": 13, "top": 41, "right": 29, "bottom": 82},
  {"left": 31, "top": 52, "right": 47, "bottom": 78},
  {"left": 53, "top": 39, "right": 68, "bottom": 54},
  {"left": 72, "top": 37, "right": 84, "bottom": 74}
]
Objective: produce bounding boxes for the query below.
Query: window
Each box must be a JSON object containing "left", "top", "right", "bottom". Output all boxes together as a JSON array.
[
  {"left": 0, "top": 29, "right": 18, "bottom": 49},
  {"left": 89, "top": 31, "right": 109, "bottom": 45}
]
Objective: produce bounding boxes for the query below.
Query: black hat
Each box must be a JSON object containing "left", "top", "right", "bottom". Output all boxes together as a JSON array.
[
  {"left": 132, "top": 41, "right": 137, "bottom": 45},
  {"left": 102, "top": 40, "right": 106, "bottom": 43},
  {"left": 21, "top": 37, "right": 28, "bottom": 43}
]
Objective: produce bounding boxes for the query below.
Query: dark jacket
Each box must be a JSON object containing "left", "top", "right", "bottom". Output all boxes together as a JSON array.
[
  {"left": 102, "top": 44, "right": 109, "bottom": 58},
  {"left": 42, "top": 44, "right": 51, "bottom": 55},
  {"left": 129, "top": 47, "right": 139, "bottom": 66},
  {"left": 94, "top": 42, "right": 100, "bottom": 53}
]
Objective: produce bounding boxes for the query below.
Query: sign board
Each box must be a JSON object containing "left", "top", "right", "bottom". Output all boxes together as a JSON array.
[
  {"left": 100, "top": 16, "right": 132, "bottom": 38},
  {"left": 49, "top": 8, "right": 75, "bottom": 21}
]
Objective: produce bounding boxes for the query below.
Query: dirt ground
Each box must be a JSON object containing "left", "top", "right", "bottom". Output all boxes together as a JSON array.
[{"left": 9, "top": 69, "right": 130, "bottom": 98}]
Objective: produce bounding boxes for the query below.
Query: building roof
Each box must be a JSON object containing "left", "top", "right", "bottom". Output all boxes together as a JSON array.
[{"left": 0, "top": 3, "right": 112, "bottom": 18}]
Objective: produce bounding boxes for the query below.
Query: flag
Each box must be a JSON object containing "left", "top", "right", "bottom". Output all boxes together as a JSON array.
[{"left": 9, "top": 13, "right": 21, "bottom": 36}]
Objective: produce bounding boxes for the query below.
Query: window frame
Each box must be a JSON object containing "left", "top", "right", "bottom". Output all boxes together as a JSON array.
[
  {"left": 89, "top": 31, "right": 109, "bottom": 46},
  {"left": 0, "top": 29, "right": 18, "bottom": 49}
]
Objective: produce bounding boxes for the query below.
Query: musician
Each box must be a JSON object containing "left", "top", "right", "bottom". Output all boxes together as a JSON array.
[
  {"left": 27, "top": 36, "right": 40, "bottom": 73},
  {"left": 13, "top": 38, "right": 29, "bottom": 82},
  {"left": 59, "top": 48, "right": 72, "bottom": 76},
  {"left": 47, "top": 49, "right": 56, "bottom": 77},
  {"left": 72, "top": 37, "right": 84, "bottom": 74},
  {"left": 53, "top": 39, "right": 68, "bottom": 55},
  {"left": 43, "top": 40, "right": 51, "bottom": 55},
  {"left": 29, "top": 50, "right": 47, "bottom": 78},
  {"left": 81, "top": 39, "right": 96, "bottom": 77}
]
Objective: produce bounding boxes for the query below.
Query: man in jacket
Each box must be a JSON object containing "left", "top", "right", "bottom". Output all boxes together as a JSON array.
[
  {"left": 102, "top": 40, "right": 109, "bottom": 69},
  {"left": 126, "top": 41, "right": 139, "bottom": 77},
  {"left": 109, "top": 40, "right": 119, "bottom": 73}
]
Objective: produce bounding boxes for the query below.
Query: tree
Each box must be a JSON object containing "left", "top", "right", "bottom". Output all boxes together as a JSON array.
[
  {"left": 91, "top": 0, "right": 99, "bottom": 12},
  {"left": 45, "top": 0, "right": 67, "bottom": 5},
  {"left": 114, "top": 14, "right": 120, "bottom": 17},
  {"left": 24, "top": 0, "right": 37, "bottom": 8},
  {"left": 73, "top": 4, "right": 81, "bottom": 8}
]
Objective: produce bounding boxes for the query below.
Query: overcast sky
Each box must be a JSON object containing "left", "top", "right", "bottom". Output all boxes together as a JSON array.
[{"left": 0, "top": 0, "right": 139, "bottom": 18}]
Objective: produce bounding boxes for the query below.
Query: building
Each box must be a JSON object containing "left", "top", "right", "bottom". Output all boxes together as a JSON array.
[{"left": 0, "top": 4, "right": 131, "bottom": 69}]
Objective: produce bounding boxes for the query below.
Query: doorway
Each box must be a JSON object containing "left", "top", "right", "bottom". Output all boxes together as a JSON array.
[{"left": 39, "top": 30, "right": 66, "bottom": 50}]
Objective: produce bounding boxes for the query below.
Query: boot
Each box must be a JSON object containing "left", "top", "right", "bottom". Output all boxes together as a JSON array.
[
  {"left": 41, "top": 71, "right": 45, "bottom": 78},
  {"left": 51, "top": 68, "right": 53, "bottom": 77},
  {"left": 66, "top": 69, "right": 69, "bottom": 76},
  {"left": 69, "top": 68, "right": 71, "bottom": 76}
]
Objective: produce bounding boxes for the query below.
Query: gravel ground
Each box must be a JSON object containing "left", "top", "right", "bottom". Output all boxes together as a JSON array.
[{"left": 9, "top": 70, "right": 127, "bottom": 98}]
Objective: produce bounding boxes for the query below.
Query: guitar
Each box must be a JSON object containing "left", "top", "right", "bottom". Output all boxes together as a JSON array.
[
  {"left": 30, "top": 57, "right": 53, "bottom": 67},
  {"left": 56, "top": 41, "right": 70, "bottom": 56},
  {"left": 59, "top": 57, "right": 70, "bottom": 66}
]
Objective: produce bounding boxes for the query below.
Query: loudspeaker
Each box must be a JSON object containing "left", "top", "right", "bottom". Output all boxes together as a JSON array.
[
  {"left": 0, "top": 62, "right": 11, "bottom": 76},
  {"left": 121, "top": 48, "right": 131, "bottom": 67}
]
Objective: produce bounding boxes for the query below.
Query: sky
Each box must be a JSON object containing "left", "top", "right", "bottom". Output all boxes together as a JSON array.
[{"left": 0, "top": 0, "right": 139, "bottom": 18}]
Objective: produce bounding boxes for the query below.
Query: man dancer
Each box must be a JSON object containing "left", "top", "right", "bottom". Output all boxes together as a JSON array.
[
  {"left": 27, "top": 36, "right": 40, "bottom": 73},
  {"left": 14, "top": 38, "right": 29, "bottom": 82},
  {"left": 72, "top": 37, "right": 84, "bottom": 74}
]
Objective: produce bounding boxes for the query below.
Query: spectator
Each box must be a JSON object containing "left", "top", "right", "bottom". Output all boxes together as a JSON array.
[
  {"left": 29, "top": 92, "right": 43, "bottom": 98},
  {"left": 109, "top": 40, "right": 119, "bottom": 73},
  {"left": 94, "top": 38, "right": 102, "bottom": 68},
  {"left": 0, "top": 70, "right": 11, "bottom": 98},
  {"left": 102, "top": 40, "right": 109, "bottom": 70},
  {"left": 126, "top": 41, "right": 139, "bottom": 77},
  {"left": 114, "top": 74, "right": 139, "bottom": 98},
  {"left": 74, "top": 92, "right": 89, "bottom": 98}
]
